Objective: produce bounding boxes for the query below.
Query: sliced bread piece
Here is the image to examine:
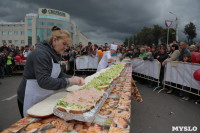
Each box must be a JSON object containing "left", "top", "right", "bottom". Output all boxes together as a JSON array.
[{"left": 27, "top": 92, "right": 67, "bottom": 117}]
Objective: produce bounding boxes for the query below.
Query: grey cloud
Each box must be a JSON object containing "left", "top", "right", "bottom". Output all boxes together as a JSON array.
[{"left": 0, "top": 0, "right": 200, "bottom": 44}]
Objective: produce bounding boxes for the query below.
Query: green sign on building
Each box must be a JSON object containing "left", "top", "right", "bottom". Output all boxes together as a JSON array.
[{"left": 41, "top": 9, "right": 66, "bottom": 17}]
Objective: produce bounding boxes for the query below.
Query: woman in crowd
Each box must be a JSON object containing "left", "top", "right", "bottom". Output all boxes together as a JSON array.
[
  {"left": 17, "top": 26, "right": 85, "bottom": 117},
  {"left": 162, "top": 44, "right": 180, "bottom": 94},
  {"left": 89, "top": 45, "right": 97, "bottom": 57}
]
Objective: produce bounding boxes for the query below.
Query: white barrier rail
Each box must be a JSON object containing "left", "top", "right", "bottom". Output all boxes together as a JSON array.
[
  {"left": 163, "top": 61, "right": 200, "bottom": 96},
  {"left": 131, "top": 58, "right": 161, "bottom": 89}
]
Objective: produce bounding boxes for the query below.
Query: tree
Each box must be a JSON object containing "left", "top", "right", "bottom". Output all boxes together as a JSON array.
[
  {"left": 184, "top": 22, "right": 197, "bottom": 43},
  {"left": 152, "top": 25, "right": 163, "bottom": 45},
  {"left": 124, "top": 38, "right": 129, "bottom": 46},
  {"left": 136, "top": 27, "right": 154, "bottom": 45}
]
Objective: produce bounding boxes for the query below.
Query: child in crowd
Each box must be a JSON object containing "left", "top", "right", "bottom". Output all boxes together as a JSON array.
[
  {"left": 143, "top": 52, "right": 154, "bottom": 61},
  {"left": 6, "top": 52, "right": 14, "bottom": 76},
  {"left": 138, "top": 48, "right": 147, "bottom": 59}
]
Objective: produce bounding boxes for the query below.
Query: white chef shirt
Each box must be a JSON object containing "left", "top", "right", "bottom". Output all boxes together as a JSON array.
[{"left": 97, "top": 51, "right": 112, "bottom": 72}]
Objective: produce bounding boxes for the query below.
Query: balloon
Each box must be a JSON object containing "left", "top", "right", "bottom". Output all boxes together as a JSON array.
[
  {"left": 14, "top": 55, "right": 21, "bottom": 62},
  {"left": 191, "top": 52, "right": 200, "bottom": 63},
  {"left": 193, "top": 69, "right": 200, "bottom": 81}
]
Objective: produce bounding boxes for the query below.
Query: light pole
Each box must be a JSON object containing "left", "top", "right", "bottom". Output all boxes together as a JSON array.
[{"left": 169, "top": 12, "right": 178, "bottom": 42}]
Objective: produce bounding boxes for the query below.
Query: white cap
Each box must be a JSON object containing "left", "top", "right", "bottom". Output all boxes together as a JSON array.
[{"left": 110, "top": 44, "right": 118, "bottom": 51}]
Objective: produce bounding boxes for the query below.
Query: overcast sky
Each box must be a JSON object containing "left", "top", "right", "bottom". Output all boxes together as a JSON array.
[{"left": 0, "top": 0, "right": 200, "bottom": 45}]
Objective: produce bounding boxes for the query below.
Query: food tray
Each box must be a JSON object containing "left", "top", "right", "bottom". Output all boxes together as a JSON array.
[{"left": 53, "top": 79, "right": 119, "bottom": 122}]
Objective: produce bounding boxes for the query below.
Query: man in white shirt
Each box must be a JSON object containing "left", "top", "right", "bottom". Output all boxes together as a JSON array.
[{"left": 97, "top": 44, "right": 117, "bottom": 72}]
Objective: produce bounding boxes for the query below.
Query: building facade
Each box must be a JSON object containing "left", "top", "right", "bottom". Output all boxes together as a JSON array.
[{"left": 0, "top": 8, "right": 88, "bottom": 47}]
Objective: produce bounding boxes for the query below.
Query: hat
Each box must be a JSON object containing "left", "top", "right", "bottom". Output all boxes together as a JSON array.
[{"left": 110, "top": 44, "right": 118, "bottom": 51}]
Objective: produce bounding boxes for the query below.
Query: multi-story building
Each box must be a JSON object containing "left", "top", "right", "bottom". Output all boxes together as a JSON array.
[{"left": 0, "top": 8, "right": 88, "bottom": 47}]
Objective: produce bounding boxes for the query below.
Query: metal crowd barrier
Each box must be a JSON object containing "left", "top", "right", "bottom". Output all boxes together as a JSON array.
[
  {"left": 131, "top": 58, "right": 161, "bottom": 90},
  {"left": 160, "top": 61, "right": 200, "bottom": 96},
  {"left": 73, "top": 56, "right": 98, "bottom": 75}
]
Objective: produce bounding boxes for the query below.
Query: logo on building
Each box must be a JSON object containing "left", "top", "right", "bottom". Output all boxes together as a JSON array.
[{"left": 42, "top": 9, "right": 47, "bottom": 14}]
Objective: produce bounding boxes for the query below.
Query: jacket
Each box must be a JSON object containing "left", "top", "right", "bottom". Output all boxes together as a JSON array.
[
  {"left": 17, "top": 40, "right": 71, "bottom": 103},
  {"left": 164, "top": 50, "right": 180, "bottom": 63}
]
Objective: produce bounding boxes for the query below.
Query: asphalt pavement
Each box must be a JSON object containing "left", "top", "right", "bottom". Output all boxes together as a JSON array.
[{"left": 0, "top": 75, "right": 200, "bottom": 133}]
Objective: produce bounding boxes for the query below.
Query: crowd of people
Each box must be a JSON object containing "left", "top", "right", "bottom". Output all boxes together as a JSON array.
[{"left": 0, "top": 40, "right": 200, "bottom": 101}]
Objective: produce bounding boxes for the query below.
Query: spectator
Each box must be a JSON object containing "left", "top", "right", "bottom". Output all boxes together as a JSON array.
[
  {"left": 138, "top": 48, "right": 147, "bottom": 59},
  {"left": 23, "top": 45, "right": 29, "bottom": 59},
  {"left": 6, "top": 52, "right": 14, "bottom": 76},
  {"left": 97, "top": 47, "right": 104, "bottom": 64},
  {"left": 27, "top": 45, "right": 34, "bottom": 56},
  {"left": 20, "top": 46, "right": 25, "bottom": 53},
  {"left": 126, "top": 49, "right": 134, "bottom": 59},
  {"left": 194, "top": 43, "right": 200, "bottom": 52},
  {"left": 75, "top": 47, "right": 82, "bottom": 58},
  {"left": 162, "top": 44, "right": 180, "bottom": 94},
  {"left": 16, "top": 46, "right": 20, "bottom": 55},
  {"left": 163, "top": 44, "right": 180, "bottom": 66},
  {"left": 156, "top": 47, "right": 168, "bottom": 89},
  {"left": 81, "top": 47, "right": 88, "bottom": 56},
  {"left": 86, "top": 42, "right": 92, "bottom": 52},
  {"left": 8, "top": 44, "right": 17, "bottom": 57},
  {"left": 0, "top": 42, "right": 9, "bottom": 52},
  {"left": 0, "top": 53, "right": 6, "bottom": 78},
  {"left": 132, "top": 47, "right": 139, "bottom": 58},
  {"left": 19, "top": 51, "right": 25, "bottom": 60},
  {"left": 89, "top": 45, "right": 97, "bottom": 57},
  {"left": 143, "top": 52, "right": 154, "bottom": 61},
  {"left": 189, "top": 45, "right": 195, "bottom": 54},
  {"left": 179, "top": 41, "right": 190, "bottom": 61},
  {"left": 68, "top": 46, "right": 76, "bottom": 75},
  {"left": 181, "top": 54, "right": 191, "bottom": 100},
  {"left": 120, "top": 49, "right": 126, "bottom": 61},
  {"left": 78, "top": 42, "right": 84, "bottom": 51},
  {"left": 151, "top": 46, "right": 156, "bottom": 58}
]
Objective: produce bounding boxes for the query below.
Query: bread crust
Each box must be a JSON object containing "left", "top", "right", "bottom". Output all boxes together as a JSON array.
[{"left": 27, "top": 113, "right": 53, "bottom": 118}]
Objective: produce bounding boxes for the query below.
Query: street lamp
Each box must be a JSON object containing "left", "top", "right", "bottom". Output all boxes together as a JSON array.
[{"left": 169, "top": 12, "right": 178, "bottom": 42}]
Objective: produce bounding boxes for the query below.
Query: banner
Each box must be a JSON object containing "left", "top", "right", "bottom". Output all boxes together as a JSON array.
[
  {"left": 165, "top": 61, "right": 200, "bottom": 90},
  {"left": 131, "top": 58, "right": 160, "bottom": 79},
  {"left": 76, "top": 56, "right": 98, "bottom": 69}
]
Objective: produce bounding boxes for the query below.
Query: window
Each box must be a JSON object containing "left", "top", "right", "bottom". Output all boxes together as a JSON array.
[
  {"left": 21, "top": 31, "right": 25, "bottom": 35},
  {"left": 47, "top": 29, "right": 51, "bottom": 38},
  {"left": 14, "top": 31, "right": 18, "bottom": 35},
  {"left": 37, "top": 21, "right": 45, "bottom": 26},
  {"left": 28, "top": 29, "right": 32, "bottom": 45},
  {"left": 8, "top": 31, "right": 12, "bottom": 35},
  {"left": 2, "top": 31, "right": 6, "bottom": 35},
  {"left": 28, "top": 19, "right": 32, "bottom": 26},
  {"left": 8, "top": 40, "right": 12, "bottom": 44},
  {"left": 47, "top": 22, "right": 54, "bottom": 27},
  {"left": 63, "top": 24, "right": 70, "bottom": 29},
  {"left": 37, "top": 28, "right": 45, "bottom": 43},
  {"left": 21, "top": 40, "right": 25, "bottom": 44},
  {"left": 56, "top": 23, "right": 62, "bottom": 28},
  {"left": 2, "top": 40, "right": 6, "bottom": 43},
  {"left": 15, "top": 40, "right": 18, "bottom": 44}
]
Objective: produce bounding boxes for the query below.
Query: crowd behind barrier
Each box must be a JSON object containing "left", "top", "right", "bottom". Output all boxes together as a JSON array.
[{"left": 0, "top": 41, "right": 200, "bottom": 100}]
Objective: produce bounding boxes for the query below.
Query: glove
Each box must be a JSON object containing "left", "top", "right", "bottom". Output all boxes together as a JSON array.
[{"left": 69, "top": 76, "right": 85, "bottom": 86}]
